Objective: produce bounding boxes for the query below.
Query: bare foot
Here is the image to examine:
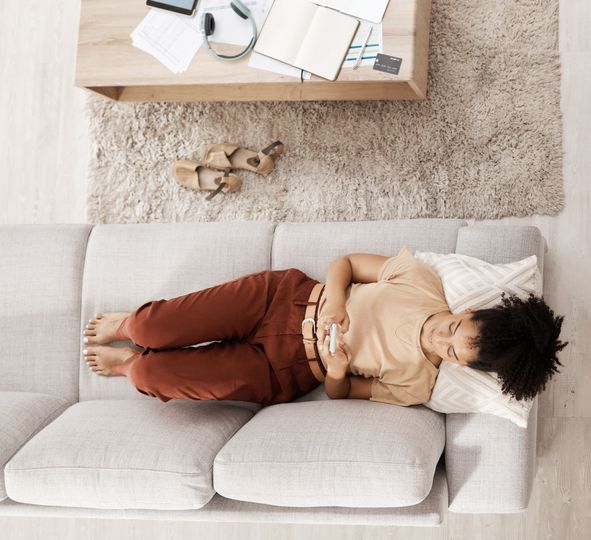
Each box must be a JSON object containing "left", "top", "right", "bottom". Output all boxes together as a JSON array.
[
  {"left": 83, "top": 345, "right": 141, "bottom": 377},
  {"left": 83, "top": 312, "right": 132, "bottom": 345}
]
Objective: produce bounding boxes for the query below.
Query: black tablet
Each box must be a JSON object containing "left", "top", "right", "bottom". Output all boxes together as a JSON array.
[{"left": 146, "top": 0, "right": 199, "bottom": 16}]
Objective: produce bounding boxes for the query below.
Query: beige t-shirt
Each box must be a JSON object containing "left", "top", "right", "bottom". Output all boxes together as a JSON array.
[{"left": 316, "top": 247, "right": 449, "bottom": 406}]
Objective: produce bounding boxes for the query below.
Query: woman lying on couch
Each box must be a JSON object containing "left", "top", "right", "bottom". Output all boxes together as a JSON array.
[{"left": 82, "top": 248, "right": 567, "bottom": 407}]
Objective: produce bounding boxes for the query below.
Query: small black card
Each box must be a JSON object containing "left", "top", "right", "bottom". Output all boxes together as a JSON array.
[{"left": 373, "top": 54, "right": 403, "bottom": 75}]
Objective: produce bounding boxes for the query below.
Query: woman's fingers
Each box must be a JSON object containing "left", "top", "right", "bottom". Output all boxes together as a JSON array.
[
  {"left": 320, "top": 319, "right": 333, "bottom": 341},
  {"left": 320, "top": 321, "right": 350, "bottom": 357},
  {"left": 341, "top": 317, "right": 349, "bottom": 334}
]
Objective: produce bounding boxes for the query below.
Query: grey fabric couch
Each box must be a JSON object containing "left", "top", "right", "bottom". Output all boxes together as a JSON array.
[{"left": 0, "top": 219, "right": 543, "bottom": 526}]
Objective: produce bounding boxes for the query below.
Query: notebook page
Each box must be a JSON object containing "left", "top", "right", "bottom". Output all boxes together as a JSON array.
[
  {"left": 294, "top": 8, "right": 359, "bottom": 80},
  {"left": 253, "top": 0, "right": 318, "bottom": 65}
]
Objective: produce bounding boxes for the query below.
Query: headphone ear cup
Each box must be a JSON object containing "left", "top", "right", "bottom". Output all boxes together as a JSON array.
[{"left": 203, "top": 12, "right": 215, "bottom": 37}]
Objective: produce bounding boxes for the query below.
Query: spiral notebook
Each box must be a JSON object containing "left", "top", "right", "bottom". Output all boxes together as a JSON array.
[{"left": 253, "top": 0, "right": 360, "bottom": 81}]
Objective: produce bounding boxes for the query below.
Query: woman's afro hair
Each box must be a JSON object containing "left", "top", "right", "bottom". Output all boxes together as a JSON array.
[{"left": 468, "top": 294, "right": 568, "bottom": 402}]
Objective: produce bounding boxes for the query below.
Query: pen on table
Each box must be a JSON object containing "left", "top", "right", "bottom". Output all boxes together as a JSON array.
[{"left": 353, "top": 27, "right": 372, "bottom": 70}]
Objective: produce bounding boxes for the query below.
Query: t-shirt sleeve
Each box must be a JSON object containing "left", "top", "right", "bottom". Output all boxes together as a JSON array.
[
  {"left": 377, "top": 246, "right": 416, "bottom": 282},
  {"left": 370, "top": 378, "right": 426, "bottom": 406},
  {"left": 378, "top": 246, "right": 446, "bottom": 301}
]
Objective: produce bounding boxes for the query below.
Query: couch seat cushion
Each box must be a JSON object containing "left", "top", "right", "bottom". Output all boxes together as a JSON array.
[
  {"left": 0, "top": 392, "right": 70, "bottom": 501},
  {"left": 214, "top": 400, "right": 445, "bottom": 508},
  {"left": 4, "top": 400, "right": 253, "bottom": 510}
]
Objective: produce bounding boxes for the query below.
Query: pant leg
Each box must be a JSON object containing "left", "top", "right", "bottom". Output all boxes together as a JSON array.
[
  {"left": 116, "top": 269, "right": 289, "bottom": 350},
  {"left": 126, "top": 340, "right": 281, "bottom": 405},
  {"left": 122, "top": 267, "right": 321, "bottom": 406}
]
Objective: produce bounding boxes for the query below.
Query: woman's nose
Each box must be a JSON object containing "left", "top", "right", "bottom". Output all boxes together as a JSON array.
[{"left": 434, "top": 333, "right": 450, "bottom": 348}]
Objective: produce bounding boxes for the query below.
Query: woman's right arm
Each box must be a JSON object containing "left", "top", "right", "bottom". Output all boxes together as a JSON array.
[
  {"left": 323, "top": 256, "right": 352, "bottom": 308},
  {"left": 325, "top": 253, "right": 391, "bottom": 293}
]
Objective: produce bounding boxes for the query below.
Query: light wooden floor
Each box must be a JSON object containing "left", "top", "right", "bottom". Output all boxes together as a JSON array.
[{"left": 0, "top": 1, "right": 589, "bottom": 538}]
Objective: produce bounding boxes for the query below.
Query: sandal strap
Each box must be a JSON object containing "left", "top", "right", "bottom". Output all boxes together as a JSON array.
[
  {"left": 261, "top": 140, "right": 283, "bottom": 156},
  {"left": 205, "top": 149, "right": 233, "bottom": 170},
  {"left": 245, "top": 141, "right": 284, "bottom": 172},
  {"left": 205, "top": 168, "right": 231, "bottom": 201}
]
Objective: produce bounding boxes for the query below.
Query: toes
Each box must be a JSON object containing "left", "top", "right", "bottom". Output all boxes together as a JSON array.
[
  {"left": 84, "top": 336, "right": 99, "bottom": 345},
  {"left": 83, "top": 330, "right": 97, "bottom": 336}
]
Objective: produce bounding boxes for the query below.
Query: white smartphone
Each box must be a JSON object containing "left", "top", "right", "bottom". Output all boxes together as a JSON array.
[{"left": 329, "top": 323, "right": 338, "bottom": 354}]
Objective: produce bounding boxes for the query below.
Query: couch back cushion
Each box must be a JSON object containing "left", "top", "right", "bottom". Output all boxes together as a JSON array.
[
  {"left": 79, "top": 222, "right": 275, "bottom": 401},
  {"left": 271, "top": 219, "right": 467, "bottom": 279},
  {"left": 455, "top": 225, "right": 545, "bottom": 277},
  {"left": 0, "top": 225, "right": 91, "bottom": 403}
]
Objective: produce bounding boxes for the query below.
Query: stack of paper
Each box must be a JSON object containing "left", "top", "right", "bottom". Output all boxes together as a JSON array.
[{"left": 131, "top": 9, "right": 203, "bottom": 74}]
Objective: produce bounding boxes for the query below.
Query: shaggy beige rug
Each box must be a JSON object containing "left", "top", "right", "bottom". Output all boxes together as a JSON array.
[{"left": 86, "top": 0, "right": 563, "bottom": 223}]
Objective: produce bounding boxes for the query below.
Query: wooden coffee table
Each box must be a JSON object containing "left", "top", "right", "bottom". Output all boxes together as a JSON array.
[{"left": 75, "top": 0, "right": 431, "bottom": 102}]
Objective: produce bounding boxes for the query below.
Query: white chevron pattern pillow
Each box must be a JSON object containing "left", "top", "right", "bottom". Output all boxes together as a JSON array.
[
  {"left": 424, "top": 361, "right": 533, "bottom": 428},
  {"left": 414, "top": 251, "right": 542, "bottom": 314},
  {"left": 414, "top": 251, "right": 542, "bottom": 428}
]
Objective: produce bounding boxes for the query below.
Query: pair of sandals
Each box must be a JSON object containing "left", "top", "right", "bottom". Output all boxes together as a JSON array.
[{"left": 172, "top": 141, "right": 284, "bottom": 201}]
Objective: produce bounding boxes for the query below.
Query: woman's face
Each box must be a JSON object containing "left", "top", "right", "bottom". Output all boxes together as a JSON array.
[{"left": 421, "top": 310, "right": 480, "bottom": 366}]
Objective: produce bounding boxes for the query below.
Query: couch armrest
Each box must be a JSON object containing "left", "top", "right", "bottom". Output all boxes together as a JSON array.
[{"left": 445, "top": 396, "right": 538, "bottom": 513}]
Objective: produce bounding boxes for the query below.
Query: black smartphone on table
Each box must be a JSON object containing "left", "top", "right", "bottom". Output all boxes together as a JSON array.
[{"left": 146, "top": 0, "right": 199, "bottom": 16}]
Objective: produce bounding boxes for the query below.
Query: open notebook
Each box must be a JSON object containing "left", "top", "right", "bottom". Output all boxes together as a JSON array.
[{"left": 253, "top": 0, "right": 360, "bottom": 81}]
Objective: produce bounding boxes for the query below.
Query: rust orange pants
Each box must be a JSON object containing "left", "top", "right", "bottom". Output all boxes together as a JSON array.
[{"left": 114, "top": 268, "right": 323, "bottom": 406}]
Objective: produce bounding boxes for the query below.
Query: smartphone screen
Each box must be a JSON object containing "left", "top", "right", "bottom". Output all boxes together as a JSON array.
[
  {"left": 329, "top": 323, "right": 337, "bottom": 353},
  {"left": 146, "top": 0, "right": 198, "bottom": 16}
]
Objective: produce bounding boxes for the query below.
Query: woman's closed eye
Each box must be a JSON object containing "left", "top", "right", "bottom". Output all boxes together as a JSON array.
[{"left": 448, "top": 322, "right": 460, "bottom": 361}]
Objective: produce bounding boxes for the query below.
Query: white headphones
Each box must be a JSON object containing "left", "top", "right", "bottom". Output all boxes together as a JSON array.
[{"left": 200, "top": 0, "right": 258, "bottom": 61}]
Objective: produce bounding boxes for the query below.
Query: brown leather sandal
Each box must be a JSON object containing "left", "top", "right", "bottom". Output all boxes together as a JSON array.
[
  {"left": 172, "top": 161, "right": 241, "bottom": 201},
  {"left": 202, "top": 141, "right": 284, "bottom": 176}
]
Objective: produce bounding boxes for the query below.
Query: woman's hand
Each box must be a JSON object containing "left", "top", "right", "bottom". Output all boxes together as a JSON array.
[
  {"left": 317, "top": 301, "right": 351, "bottom": 344},
  {"left": 321, "top": 324, "right": 352, "bottom": 378}
]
